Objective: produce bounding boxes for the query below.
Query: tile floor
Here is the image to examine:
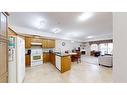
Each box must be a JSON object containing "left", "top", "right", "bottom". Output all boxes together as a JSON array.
[{"left": 23, "top": 56, "right": 112, "bottom": 83}]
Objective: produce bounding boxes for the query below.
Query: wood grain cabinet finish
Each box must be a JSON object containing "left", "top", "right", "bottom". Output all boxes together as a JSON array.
[
  {"left": 50, "top": 53, "right": 55, "bottom": 66},
  {"left": 61, "top": 56, "right": 71, "bottom": 73},
  {"left": 25, "top": 55, "right": 31, "bottom": 66},
  {"left": 25, "top": 37, "right": 31, "bottom": 48},
  {"left": 43, "top": 53, "right": 50, "bottom": 63},
  {"left": 42, "top": 39, "right": 48, "bottom": 48},
  {"left": 31, "top": 38, "right": 42, "bottom": 43},
  {"left": 42, "top": 39, "right": 55, "bottom": 48},
  {"left": 0, "top": 12, "right": 8, "bottom": 83}
]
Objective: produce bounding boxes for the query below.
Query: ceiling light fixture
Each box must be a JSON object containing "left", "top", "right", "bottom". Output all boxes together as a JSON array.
[
  {"left": 79, "top": 12, "right": 93, "bottom": 21},
  {"left": 37, "top": 20, "right": 45, "bottom": 29},
  {"left": 35, "top": 18, "right": 46, "bottom": 29},
  {"left": 87, "top": 36, "right": 93, "bottom": 39},
  {"left": 52, "top": 28, "right": 61, "bottom": 33}
]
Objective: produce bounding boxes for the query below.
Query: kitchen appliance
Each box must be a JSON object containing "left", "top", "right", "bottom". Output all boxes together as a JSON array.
[
  {"left": 31, "top": 49, "right": 43, "bottom": 66},
  {"left": 8, "top": 36, "right": 25, "bottom": 83}
]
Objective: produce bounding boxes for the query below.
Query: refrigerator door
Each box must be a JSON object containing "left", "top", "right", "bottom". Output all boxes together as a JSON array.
[
  {"left": 8, "top": 36, "right": 17, "bottom": 83},
  {"left": 16, "top": 36, "right": 25, "bottom": 83}
]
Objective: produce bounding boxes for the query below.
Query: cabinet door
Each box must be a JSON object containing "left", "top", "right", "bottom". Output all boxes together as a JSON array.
[
  {"left": 43, "top": 53, "right": 50, "bottom": 63},
  {"left": 48, "top": 40, "right": 55, "bottom": 48},
  {"left": 50, "top": 53, "right": 55, "bottom": 66},
  {"left": 0, "top": 41, "right": 8, "bottom": 83},
  {"left": 0, "top": 13, "right": 7, "bottom": 37},
  {"left": 25, "top": 37, "right": 31, "bottom": 48},
  {"left": 42, "top": 40, "right": 48, "bottom": 48},
  {"left": 25, "top": 55, "right": 30, "bottom": 66},
  {"left": 51, "top": 40, "right": 55, "bottom": 48}
]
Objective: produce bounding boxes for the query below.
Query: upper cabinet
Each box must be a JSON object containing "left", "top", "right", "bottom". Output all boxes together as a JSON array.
[
  {"left": 25, "top": 37, "right": 31, "bottom": 48},
  {"left": 31, "top": 38, "right": 42, "bottom": 43},
  {"left": 42, "top": 39, "right": 55, "bottom": 48},
  {"left": 25, "top": 37, "right": 55, "bottom": 48}
]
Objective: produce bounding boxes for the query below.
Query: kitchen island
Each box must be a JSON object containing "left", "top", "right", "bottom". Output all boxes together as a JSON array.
[{"left": 55, "top": 53, "right": 77, "bottom": 73}]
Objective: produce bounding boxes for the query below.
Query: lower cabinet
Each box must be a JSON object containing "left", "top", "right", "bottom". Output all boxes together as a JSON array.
[
  {"left": 43, "top": 53, "right": 50, "bottom": 63},
  {"left": 25, "top": 55, "right": 31, "bottom": 66},
  {"left": 61, "top": 56, "right": 71, "bottom": 73},
  {"left": 55, "top": 55, "right": 71, "bottom": 73},
  {"left": 50, "top": 53, "right": 55, "bottom": 66}
]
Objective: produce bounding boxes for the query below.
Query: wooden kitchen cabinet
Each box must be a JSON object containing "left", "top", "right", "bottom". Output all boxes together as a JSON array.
[
  {"left": 42, "top": 39, "right": 48, "bottom": 48},
  {"left": 50, "top": 53, "right": 55, "bottom": 66},
  {"left": 31, "top": 37, "right": 42, "bottom": 43},
  {"left": 25, "top": 55, "right": 31, "bottom": 66},
  {"left": 43, "top": 53, "right": 50, "bottom": 63},
  {"left": 25, "top": 37, "right": 31, "bottom": 48},
  {"left": 48, "top": 40, "right": 55, "bottom": 48},
  {"left": 0, "top": 12, "right": 8, "bottom": 83},
  {"left": 61, "top": 56, "right": 71, "bottom": 73},
  {"left": 42, "top": 39, "right": 55, "bottom": 48}
]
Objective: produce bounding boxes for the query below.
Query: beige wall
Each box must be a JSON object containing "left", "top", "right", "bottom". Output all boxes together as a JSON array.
[{"left": 113, "top": 12, "right": 127, "bottom": 82}]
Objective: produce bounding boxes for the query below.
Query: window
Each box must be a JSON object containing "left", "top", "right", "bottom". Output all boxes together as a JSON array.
[
  {"left": 91, "top": 44, "right": 98, "bottom": 51},
  {"left": 99, "top": 43, "right": 113, "bottom": 55},
  {"left": 99, "top": 43, "right": 108, "bottom": 55},
  {"left": 107, "top": 43, "right": 113, "bottom": 54}
]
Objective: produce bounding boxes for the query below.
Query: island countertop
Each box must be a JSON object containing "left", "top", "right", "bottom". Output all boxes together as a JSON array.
[{"left": 55, "top": 52, "right": 77, "bottom": 57}]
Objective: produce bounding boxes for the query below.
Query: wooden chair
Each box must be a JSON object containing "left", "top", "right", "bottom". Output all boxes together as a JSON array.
[{"left": 71, "top": 51, "right": 81, "bottom": 63}]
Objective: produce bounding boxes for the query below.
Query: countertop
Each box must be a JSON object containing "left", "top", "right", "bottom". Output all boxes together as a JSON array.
[{"left": 55, "top": 52, "right": 77, "bottom": 57}]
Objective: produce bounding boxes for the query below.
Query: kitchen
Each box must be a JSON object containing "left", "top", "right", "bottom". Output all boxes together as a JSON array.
[{"left": 7, "top": 27, "right": 79, "bottom": 83}]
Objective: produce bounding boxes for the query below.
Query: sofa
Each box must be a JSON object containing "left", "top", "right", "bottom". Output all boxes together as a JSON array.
[{"left": 98, "top": 55, "right": 113, "bottom": 67}]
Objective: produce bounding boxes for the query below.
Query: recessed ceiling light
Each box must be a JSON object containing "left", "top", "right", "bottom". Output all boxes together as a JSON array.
[
  {"left": 35, "top": 18, "right": 46, "bottom": 29},
  {"left": 52, "top": 28, "right": 61, "bottom": 33},
  {"left": 87, "top": 36, "right": 93, "bottom": 39},
  {"left": 79, "top": 12, "right": 93, "bottom": 21}
]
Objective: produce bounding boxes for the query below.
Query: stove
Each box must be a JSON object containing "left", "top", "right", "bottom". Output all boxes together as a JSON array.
[{"left": 31, "top": 49, "right": 43, "bottom": 66}]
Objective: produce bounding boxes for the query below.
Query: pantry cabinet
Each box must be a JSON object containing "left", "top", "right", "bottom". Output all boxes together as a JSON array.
[{"left": 0, "top": 12, "right": 8, "bottom": 83}]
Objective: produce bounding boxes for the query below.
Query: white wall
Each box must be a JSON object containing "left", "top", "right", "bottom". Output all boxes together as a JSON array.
[
  {"left": 113, "top": 13, "right": 127, "bottom": 82},
  {"left": 55, "top": 39, "right": 80, "bottom": 53},
  {"left": 80, "top": 43, "right": 91, "bottom": 56}
]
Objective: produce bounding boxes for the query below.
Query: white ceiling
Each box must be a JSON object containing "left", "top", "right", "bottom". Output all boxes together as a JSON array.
[{"left": 9, "top": 12, "right": 113, "bottom": 42}]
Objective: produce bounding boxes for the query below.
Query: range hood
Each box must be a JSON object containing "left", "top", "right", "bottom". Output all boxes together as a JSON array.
[{"left": 31, "top": 42, "right": 42, "bottom": 46}]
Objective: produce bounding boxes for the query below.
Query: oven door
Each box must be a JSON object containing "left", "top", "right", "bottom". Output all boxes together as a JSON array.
[
  {"left": 31, "top": 55, "right": 42, "bottom": 62},
  {"left": 31, "top": 55, "right": 43, "bottom": 66}
]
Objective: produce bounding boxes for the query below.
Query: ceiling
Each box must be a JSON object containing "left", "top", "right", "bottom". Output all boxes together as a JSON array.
[{"left": 9, "top": 12, "right": 113, "bottom": 42}]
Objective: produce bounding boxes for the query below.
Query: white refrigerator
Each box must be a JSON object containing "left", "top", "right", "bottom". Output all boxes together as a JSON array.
[{"left": 8, "top": 36, "right": 25, "bottom": 83}]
